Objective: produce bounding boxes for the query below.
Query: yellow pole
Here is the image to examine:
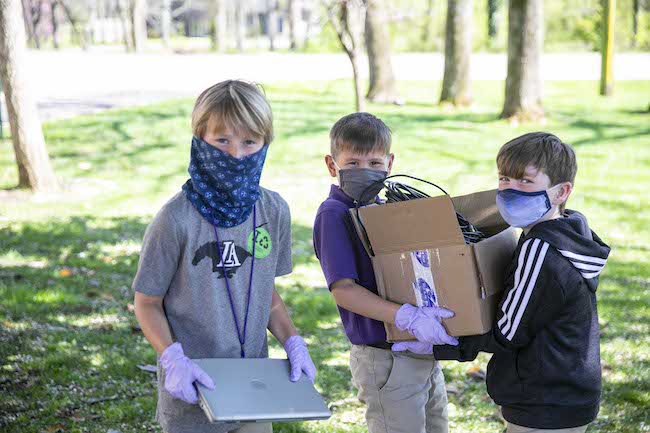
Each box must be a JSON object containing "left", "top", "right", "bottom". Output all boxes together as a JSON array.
[{"left": 600, "top": 0, "right": 616, "bottom": 96}]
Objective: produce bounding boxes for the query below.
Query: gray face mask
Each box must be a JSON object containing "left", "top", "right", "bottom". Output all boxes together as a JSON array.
[{"left": 338, "top": 168, "right": 388, "bottom": 204}]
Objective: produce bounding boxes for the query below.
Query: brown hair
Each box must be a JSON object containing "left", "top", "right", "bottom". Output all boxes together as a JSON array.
[
  {"left": 192, "top": 80, "right": 274, "bottom": 145},
  {"left": 497, "top": 132, "right": 577, "bottom": 211},
  {"left": 330, "top": 112, "right": 392, "bottom": 158}
]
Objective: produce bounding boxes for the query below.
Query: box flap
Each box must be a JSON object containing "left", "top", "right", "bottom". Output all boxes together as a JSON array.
[
  {"left": 451, "top": 189, "right": 507, "bottom": 232},
  {"left": 472, "top": 227, "right": 519, "bottom": 298},
  {"left": 357, "top": 196, "right": 465, "bottom": 254}
]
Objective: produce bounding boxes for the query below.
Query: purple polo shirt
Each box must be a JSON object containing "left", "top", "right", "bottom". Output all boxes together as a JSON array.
[{"left": 313, "top": 184, "right": 387, "bottom": 345}]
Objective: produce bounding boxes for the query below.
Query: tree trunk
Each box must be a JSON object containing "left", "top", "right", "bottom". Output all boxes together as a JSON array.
[
  {"left": 130, "top": 0, "right": 147, "bottom": 52},
  {"left": 500, "top": 0, "right": 543, "bottom": 120},
  {"left": 327, "top": 1, "right": 365, "bottom": 112},
  {"left": 161, "top": 0, "right": 171, "bottom": 48},
  {"left": 420, "top": 0, "right": 435, "bottom": 44},
  {"left": 32, "top": 0, "right": 43, "bottom": 48},
  {"left": 600, "top": 0, "right": 616, "bottom": 96},
  {"left": 50, "top": 0, "right": 59, "bottom": 49},
  {"left": 632, "top": 0, "right": 639, "bottom": 47},
  {"left": 365, "top": 0, "right": 400, "bottom": 104},
  {"left": 117, "top": 0, "right": 134, "bottom": 51},
  {"left": 234, "top": 1, "right": 244, "bottom": 52},
  {"left": 85, "top": 0, "right": 97, "bottom": 45},
  {"left": 440, "top": 0, "right": 472, "bottom": 106},
  {"left": 350, "top": 51, "right": 365, "bottom": 112},
  {"left": 287, "top": 0, "right": 298, "bottom": 50},
  {"left": 210, "top": 0, "right": 226, "bottom": 52},
  {"left": 0, "top": 0, "right": 59, "bottom": 192},
  {"left": 487, "top": 0, "right": 498, "bottom": 41},
  {"left": 267, "top": 0, "right": 278, "bottom": 51}
]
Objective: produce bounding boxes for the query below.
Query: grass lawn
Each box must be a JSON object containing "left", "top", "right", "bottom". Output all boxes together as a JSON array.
[{"left": 1, "top": 80, "right": 649, "bottom": 433}]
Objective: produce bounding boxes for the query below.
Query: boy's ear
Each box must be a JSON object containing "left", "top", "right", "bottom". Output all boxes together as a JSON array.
[
  {"left": 325, "top": 155, "right": 338, "bottom": 178},
  {"left": 387, "top": 153, "right": 395, "bottom": 175},
  {"left": 552, "top": 182, "right": 573, "bottom": 206}
]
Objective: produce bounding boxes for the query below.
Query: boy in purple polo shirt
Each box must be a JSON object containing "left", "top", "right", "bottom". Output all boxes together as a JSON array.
[{"left": 313, "top": 113, "right": 458, "bottom": 433}]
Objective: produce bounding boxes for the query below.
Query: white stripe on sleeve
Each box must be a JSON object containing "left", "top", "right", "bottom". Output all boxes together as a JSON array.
[
  {"left": 558, "top": 249, "right": 607, "bottom": 265},
  {"left": 506, "top": 242, "right": 550, "bottom": 341},
  {"left": 500, "top": 239, "right": 541, "bottom": 337},
  {"left": 497, "top": 239, "right": 532, "bottom": 329}
]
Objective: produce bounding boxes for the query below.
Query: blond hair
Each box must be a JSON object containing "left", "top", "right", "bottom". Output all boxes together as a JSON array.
[{"left": 192, "top": 80, "right": 274, "bottom": 145}]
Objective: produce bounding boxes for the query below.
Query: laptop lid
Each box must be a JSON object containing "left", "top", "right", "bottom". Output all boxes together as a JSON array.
[{"left": 193, "top": 358, "right": 332, "bottom": 423}]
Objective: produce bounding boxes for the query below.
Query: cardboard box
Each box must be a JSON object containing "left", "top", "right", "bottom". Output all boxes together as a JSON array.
[{"left": 348, "top": 189, "right": 519, "bottom": 340}]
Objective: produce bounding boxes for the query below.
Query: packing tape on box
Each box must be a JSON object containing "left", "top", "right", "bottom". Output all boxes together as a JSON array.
[{"left": 411, "top": 250, "right": 439, "bottom": 307}]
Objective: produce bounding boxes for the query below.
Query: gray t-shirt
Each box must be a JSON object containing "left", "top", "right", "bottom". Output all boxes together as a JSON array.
[{"left": 132, "top": 187, "right": 292, "bottom": 433}]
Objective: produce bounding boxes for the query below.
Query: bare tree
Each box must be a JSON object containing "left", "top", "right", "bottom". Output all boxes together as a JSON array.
[
  {"left": 0, "top": 0, "right": 59, "bottom": 192},
  {"left": 440, "top": 0, "right": 472, "bottom": 106},
  {"left": 161, "top": 0, "right": 172, "bottom": 48},
  {"left": 50, "top": 0, "right": 60, "bottom": 48},
  {"left": 420, "top": 0, "right": 435, "bottom": 45},
  {"left": 117, "top": 0, "right": 134, "bottom": 50},
  {"left": 487, "top": 0, "right": 499, "bottom": 43},
  {"left": 234, "top": 0, "right": 245, "bottom": 51},
  {"left": 210, "top": 0, "right": 226, "bottom": 51},
  {"left": 288, "top": 0, "right": 299, "bottom": 49},
  {"left": 632, "top": 0, "right": 640, "bottom": 48},
  {"left": 130, "top": 0, "right": 147, "bottom": 52},
  {"left": 325, "top": 0, "right": 365, "bottom": 112},
  {"left": 267, "top": 0, "right": 278, "bottom": 51},
  {"left": 600, "top": 0, "right": 615, "bottom": 96},
  {"left": 500, "top": 0, "right": 543, "bottom": 120},
  {"left": 365, "top": 0, "right": 401, "bottom": 104}
]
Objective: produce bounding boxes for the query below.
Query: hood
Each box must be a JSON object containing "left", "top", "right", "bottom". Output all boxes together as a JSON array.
[{"left": 527, "top": 210, "right": 611, "bottom": 292}]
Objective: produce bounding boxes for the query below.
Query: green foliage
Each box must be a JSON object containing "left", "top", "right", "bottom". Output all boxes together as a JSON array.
[{"left": 1, "top": 80, "right": 649, "bottom": 433}]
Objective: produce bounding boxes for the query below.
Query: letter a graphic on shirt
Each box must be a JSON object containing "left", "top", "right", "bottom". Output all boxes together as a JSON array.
[{"left": 216, "top": 241, "right": 241, "bottom": 267}]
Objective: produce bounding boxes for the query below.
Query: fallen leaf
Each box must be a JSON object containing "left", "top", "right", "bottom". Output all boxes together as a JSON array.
[{"left": 137, "top": 364, "right": 157, "bottom": 373}]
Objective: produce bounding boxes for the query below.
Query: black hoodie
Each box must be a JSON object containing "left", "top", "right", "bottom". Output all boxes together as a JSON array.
[{"left": 434, "top": 210, "right": 611, "bottom": 429}]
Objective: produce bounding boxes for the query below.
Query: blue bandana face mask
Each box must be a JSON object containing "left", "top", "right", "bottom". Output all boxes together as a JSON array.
[
  {"left": 496, "top": 185, "right": 561, "bottom": 228},
  {"left": 182, "top": 136, "right": 267, "bottom": 227}
]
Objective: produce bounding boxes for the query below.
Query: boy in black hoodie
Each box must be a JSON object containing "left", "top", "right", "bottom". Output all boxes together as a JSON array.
[{"left": 433, "top": 132, "right": 611, "bottom": 433}]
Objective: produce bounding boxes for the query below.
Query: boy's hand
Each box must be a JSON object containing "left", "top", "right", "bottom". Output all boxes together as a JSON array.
[
  {"left": 395, "top": 304, "right": 459, "bottom": 346},
  {"left": 160, "top": 342, "right": 215, "bottom": 404},
  {"left": 284, "top": 335, "right": 317, "bottom": 383},
  {"left": 392, "top": 341, "right": 433, "bottom": 354}
]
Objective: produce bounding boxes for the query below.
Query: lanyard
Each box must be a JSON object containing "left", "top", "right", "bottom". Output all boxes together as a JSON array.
[{"left": 211, "top": 205, "right": 257, "bottom": 358}]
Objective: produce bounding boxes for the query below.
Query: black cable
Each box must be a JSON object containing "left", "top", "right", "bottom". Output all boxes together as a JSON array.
[{"left": 355, "top": 175, "right": 486, "bottom": 247}]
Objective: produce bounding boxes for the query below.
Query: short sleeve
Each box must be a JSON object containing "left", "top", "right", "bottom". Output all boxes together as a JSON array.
[
  {"left": 275, "top": 199, "right": 293, "bottom": 277},
  {"left": 132, "top": 206, "right": 183, "bottom": 297},
  {"left": 313, "top": 209, "right": 360, "bottom": 288}
]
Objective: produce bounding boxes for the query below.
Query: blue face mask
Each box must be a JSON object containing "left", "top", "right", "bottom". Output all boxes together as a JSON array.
[
  {"left": 496, "top": 185, "right": 560, "bottom": 228},
  {"left": 182, "top": 136, "right": 267, "bottom": 227}
]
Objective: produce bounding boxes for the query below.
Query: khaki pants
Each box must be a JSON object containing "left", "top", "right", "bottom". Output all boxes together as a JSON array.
[
  {"left": 350, "top": 345, "right": 448, "bottom": 433},
  {"left": 506, "top": 423, "right": 589, "bottom": 433}
]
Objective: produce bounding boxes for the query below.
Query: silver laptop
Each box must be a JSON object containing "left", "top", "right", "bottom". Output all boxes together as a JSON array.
[{"left": 193, "top": 358, "right": 332, "bottom": 423}]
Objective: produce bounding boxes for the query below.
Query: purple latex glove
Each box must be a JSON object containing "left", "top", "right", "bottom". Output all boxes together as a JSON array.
[
  {"left": 284, "top": 335, "right": 317, "bottom": 383},
  {"left": 392, "top": 341, "right": 433, "bottom": 355},
  {"left": 160, "top": 342, "right": 215, "bottom": 404},
  {"left": 394, "top": 304, "right": 459, "bottom": 346}
]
